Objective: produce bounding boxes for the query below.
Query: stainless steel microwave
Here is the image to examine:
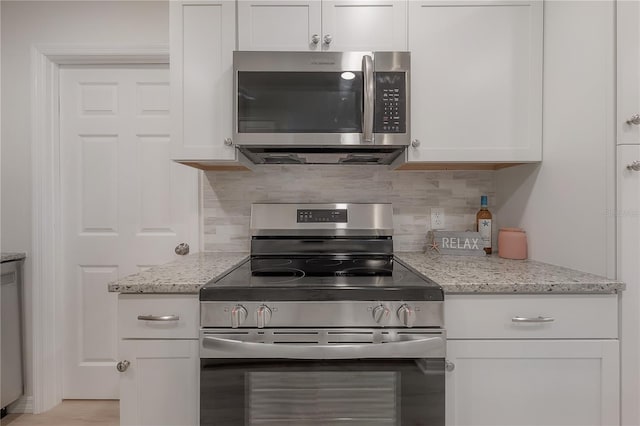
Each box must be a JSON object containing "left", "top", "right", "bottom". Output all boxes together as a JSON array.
[{"left": 233, "top": 51, "right": 410, "bottom": 165}]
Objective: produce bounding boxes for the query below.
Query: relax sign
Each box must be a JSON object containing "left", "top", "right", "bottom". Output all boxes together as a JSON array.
[{"left": 430, "top": 231, "right": 486, "bottom": 256}]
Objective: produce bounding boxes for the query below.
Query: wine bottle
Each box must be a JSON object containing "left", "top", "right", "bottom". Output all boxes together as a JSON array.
[{"left": 476, "top": 195, "right": 492, "bottom": 254}]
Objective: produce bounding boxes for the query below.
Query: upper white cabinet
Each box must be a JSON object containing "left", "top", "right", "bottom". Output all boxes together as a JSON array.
[
  {"left": 238, "top": 0, "right": 407, "bottom": 51},
  {"left": 618, "top": 1, "right": 640, "bottom": 144},
  {"left": 170, "top": 1, "right": 237, "bottom": 163},
  {"left": 238, "top": 1, "right": 322, "bottom": 50},
  {"left": 321, "top": 1, "right": 407, "bottom": 51},
  {"left": 407, "top": 1, "right": 543, "bottom": 163}
]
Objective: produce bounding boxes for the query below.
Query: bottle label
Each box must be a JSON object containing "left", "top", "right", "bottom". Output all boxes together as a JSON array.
[{"left": 478, "top": 218, "right": 492, "bottom": 248}]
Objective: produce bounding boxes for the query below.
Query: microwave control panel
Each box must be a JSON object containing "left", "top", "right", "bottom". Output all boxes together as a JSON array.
[{"left": 374, "top": 72, "right": 406, "bottom": 133}]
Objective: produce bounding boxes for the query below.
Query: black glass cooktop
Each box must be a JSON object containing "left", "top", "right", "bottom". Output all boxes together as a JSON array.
[{"left": 200, "top": 256, "right": 444, "bottom": 302}]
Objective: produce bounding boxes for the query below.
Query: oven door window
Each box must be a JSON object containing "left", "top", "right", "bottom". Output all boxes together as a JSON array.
[
  {"left": 237, "top": 72, "right": 364, "bottom": 133},
  {"left": 200, "top": 359, "right": 444, "bottom": 426}
]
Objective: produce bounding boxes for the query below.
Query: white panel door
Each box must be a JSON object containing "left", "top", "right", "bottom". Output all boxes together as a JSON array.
[
  {"left": 60, "top": 66, "right": 199, "bottom": 398},
  {"left": 407, "top": 1, "right": 542, "bottom": 162},
  {"left": 446, "top": 340, "right": 620, "bottom": 426},
  {"left": 618, "top": 144, "right": 640, "bottom": 426},
  {"left": 119, "top": 339, "right": 199, "bottom": 426},
  {"left": 170, "top": 1, "right": 237, "bottom": 161},
  {"left": 321, "top": 0, "right": 407, "bottom": 51},
  {"left": 238, "top": 1, "right": 322, "bottom": 50},
  {"left": 618, "top": 1, "right": 640, "bottom": 144}
]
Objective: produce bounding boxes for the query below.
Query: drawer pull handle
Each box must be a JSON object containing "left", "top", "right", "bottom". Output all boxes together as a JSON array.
[
  {"left": 512, "top": 316, "right": 555, "bottom": 323},
  {"left": 137, "top": 314, "right": 180, "bottom": 322}
]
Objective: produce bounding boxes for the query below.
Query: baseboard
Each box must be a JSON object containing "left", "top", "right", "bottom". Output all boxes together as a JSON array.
[{"left": 7, "top": 396, "right": 33, "bottom": 414}]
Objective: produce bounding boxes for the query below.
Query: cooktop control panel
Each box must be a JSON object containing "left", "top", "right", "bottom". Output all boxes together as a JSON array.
[{"left": 297, "top": 209, "right": 348, "bottom": 223}]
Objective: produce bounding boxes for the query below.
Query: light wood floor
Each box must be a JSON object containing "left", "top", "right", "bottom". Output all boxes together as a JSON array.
[{"left": 1, "top": 400, "right": 118, "bottom": 426}]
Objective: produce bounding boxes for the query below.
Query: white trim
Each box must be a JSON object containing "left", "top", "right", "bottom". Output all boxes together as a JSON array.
[
  {"left": 7, "top": 396, "right": 34, "bottom": 414},
  {"left": 31, "top": 44, "right": 170, "bottom": 414}
]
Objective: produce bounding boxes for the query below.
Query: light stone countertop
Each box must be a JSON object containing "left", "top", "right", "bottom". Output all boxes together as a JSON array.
[
  {"left": 106, "top": 251, "right": 624, "bottom": 295},
  {"left": 107, "top": 252, "right": 248, "bottom": 294},
  {"left": 1, "top": 252, "right": 26, "bottom": 263},
  {"left": 397, "top": 251, "right": 624, "bottom": 294}
]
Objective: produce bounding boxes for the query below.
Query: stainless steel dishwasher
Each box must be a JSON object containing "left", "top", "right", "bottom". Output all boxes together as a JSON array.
[{"left": 1, "top": 257, "right": 24, "bottom": 414}]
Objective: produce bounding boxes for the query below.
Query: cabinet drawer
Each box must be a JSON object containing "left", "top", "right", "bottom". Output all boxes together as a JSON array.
[
  {"left": 445, "top": 294, "right": 618, "bottom": 339},
  {"left": 119, "top": 294, "right": 199, "bottom": 339}
]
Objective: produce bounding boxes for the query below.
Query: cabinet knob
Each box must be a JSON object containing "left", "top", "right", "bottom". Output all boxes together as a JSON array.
[
  {"left": 224, "top": 138, "right": 234, "bottom": 147},
  {"left": 411, "top": 139, "right": 421, "bottom": 148},
  {"left": 323, "top": 34, "right": 333, "bottom": 45},
  {"left": 311, "top": 34, "right": 320, "bottom": 45},
  {"left": 116, "top": 360, "right": 130, "bottom": 372},
  {"left": 175, "top": 243, "right": 190, "bottom": 255},
  {"left": 445, "top": 361, "right": 455, "bottom": 372},
  {"left": 627, "top": 161, "right": 640, "bottom": 171},
  {"left": 627, "top": 114, "right": 640, "bottom": 125}
]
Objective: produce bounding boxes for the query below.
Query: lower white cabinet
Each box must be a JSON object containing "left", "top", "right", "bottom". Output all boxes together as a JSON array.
[
  {"left": 446, "top": 339, "right": 620, "bottom": 426},
  {"left": 445, "top": 294, "right": 620, "bottom": 426},
  {"left": 118, "top": 295, "right": 199, "bottom": 426},
  {"left": 119, "top": 340, "right": 199, "bottom": 426},
  {"left": 117, "top": 294, "right": 620, "bottom": 426}
]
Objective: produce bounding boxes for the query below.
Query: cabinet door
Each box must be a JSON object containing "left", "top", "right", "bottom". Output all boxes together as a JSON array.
[
  {"left": 119, "top": 340, "right": 199, "bottom": 426},
  {"left": 238, "top": 1, "right": 322, "bottom": 50},
  {"left": 321, "top": 0, "right": 407, "bottom": 51},
  {"left": 408, "top": 1, "right": 542, "bottom": 162},
  {"left": 446, "top": 340, "right": 619, "bottom": 426},
  {"left": 618, "top": 1, "right": 640, "bottom": 144},
  {"left": 170, "top": 1, "right": 236, "bottom": 161},
  {"left": 618, "top": 145, "right": 640, "bottom": 425}
]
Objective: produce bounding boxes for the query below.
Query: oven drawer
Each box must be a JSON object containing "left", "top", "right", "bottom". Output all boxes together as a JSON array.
[
  {"left": 445, "top": 294, "right": 618, "bottom": 339},
  {"left": 119, "top": 294, "right": 199, "bottom": 339}
]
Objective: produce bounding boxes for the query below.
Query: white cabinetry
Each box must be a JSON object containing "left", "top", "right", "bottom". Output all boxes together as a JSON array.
[
  {"left": 445, "top": 294, "right": 620, "bottom": 426},
  {"left": 407, "top": 1, "right": 543, "bottom": 164},
  {"left": 618, "top": 1, "right": 640, "bottom": 145},
  {"left": 618, "top": 145, "right": 640, "bottom": 425},
  {"left": 170, "top": 1, "right": 238, "bottom": 165},
  {"left": 118, "top": 294, "right": 199, "bottom": 426},
  {"left": 238, "top": 0, "right": 407, "bottom": 51}
]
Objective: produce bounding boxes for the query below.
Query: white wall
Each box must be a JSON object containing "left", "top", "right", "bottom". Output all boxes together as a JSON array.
[
  {"left": 496, "top": 1, "right": 616, "bottom": 278},
  {"left": 0, "top": 0, "right": 169, "bottom": 403}
]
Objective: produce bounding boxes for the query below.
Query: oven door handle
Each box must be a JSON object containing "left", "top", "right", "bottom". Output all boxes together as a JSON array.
[{"left": 201, "top": 336, "right": 445, "bottom": 359}]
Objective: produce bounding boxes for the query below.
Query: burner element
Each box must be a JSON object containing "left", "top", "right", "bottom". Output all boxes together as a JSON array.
[
  {"left": 251, "top": 267, "right": 306, "bottom": 284},
  {"left": 306, "top": 258, "right": 344, "bottom": 267},
  {"left": 255, "top": 259, "right": 293, "bottom": 267}
]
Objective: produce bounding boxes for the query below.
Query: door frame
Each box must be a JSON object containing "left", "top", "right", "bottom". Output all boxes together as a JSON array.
[{"left": 30, "top": 44, "right": 197, "bottom": 413}]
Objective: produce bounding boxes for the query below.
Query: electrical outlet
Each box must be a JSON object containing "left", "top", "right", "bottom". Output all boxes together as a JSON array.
[{"left": 431, "top": 208, "right": 445, "bottom": 230}]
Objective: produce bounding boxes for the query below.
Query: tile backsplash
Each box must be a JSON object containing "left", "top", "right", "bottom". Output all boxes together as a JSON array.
[{"left": 202, "top": 166, "right": 495, "bottom": 252}]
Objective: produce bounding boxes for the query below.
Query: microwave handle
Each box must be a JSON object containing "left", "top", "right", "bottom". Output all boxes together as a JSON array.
[{"left": 362, "top": 55, "right": 374, "bottom": 144}]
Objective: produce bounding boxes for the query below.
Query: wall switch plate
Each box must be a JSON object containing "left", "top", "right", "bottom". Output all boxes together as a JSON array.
[{"left": 431, "top": 208, "right": 445, "bottom": 230}]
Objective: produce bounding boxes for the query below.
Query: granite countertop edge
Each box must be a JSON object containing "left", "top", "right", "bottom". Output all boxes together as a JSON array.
[
  {"left": 107, "top": 252, "right": 249, "bottom": 294},
  {"left": 1, "top": 252, "right": 26, "bottom": 263},
  {"left": 106, "top": 251, "right": 624, "bottom": 295},
  {"left": 396, "top": 251, "right": 625, "bottom": 295}
]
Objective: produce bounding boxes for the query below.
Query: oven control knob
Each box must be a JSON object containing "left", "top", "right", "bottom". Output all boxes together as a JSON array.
[
  {"left": 372, "top": 305, "right": 391, "bottom": 324},
  {"left": 231, "top": 305, "right": 248, "bottom": 328},
  {"left": 256, "top": 305, "right": 273, "bottom": 328},
  {"left": 397, "top": 304, "right": 415, "bottom": 328}
]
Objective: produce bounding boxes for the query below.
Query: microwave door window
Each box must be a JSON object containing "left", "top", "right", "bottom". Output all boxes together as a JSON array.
[{"left": 237, "top": 72, "right": 363, "bottom": 133}]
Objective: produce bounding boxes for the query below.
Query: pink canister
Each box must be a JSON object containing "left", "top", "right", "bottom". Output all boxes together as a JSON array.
[{"left": 498, "top": 228, "right": 528, "bottom": 260}]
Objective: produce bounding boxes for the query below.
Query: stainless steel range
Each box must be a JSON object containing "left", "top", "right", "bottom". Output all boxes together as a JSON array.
[{"left": 199, "top": 203, "right": 445, "bottom": 426}]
